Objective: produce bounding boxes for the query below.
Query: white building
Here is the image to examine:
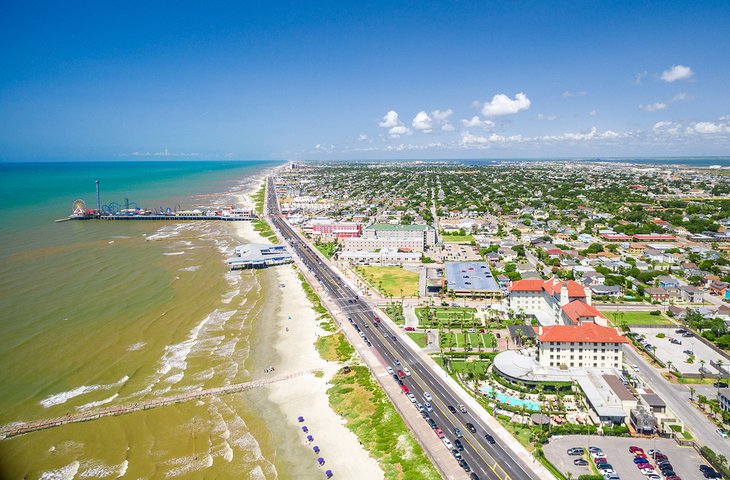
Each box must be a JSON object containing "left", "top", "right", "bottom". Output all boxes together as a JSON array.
[
  {"left": 344, "top": 223, "right": 436, "bottom": 252},
  {"left": 537, "top": 322, "right": 629, "bottom": 369},
  {"left": 509, "top": 278, "right": 608, "bottom": 326}
]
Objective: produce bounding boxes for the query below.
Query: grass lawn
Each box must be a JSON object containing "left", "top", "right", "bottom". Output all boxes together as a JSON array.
[
  {"left": 356, "top": 266, "right": 419, "bottom": 297},
  {"left": 603, "top": 310, "right": 675, "bottom": 325},
  {"left": 315, "top": 332, "right": 355, "bottom": 362},
  {"left": 440, "top": 332, "right": 495, "bottom": 349},
  {"left": 253, "top": 219, "right": 279, "bottom": 243},
  {"left": 327, "top": 367, "right": 440, "bottom": 480},
  {"left": 415, "top": 306, "right": 478, "bottom": 327},
  {"left": 495, "top": 416, "right": 534, "bottom": 450},
  {"left": 407, "top": 332, "right": 428, "bottom": 348},
  {"left": 314, "top": 242, "right": 338, "bottom": 259},
  {"left": 440, "top": 233, "right": 474, "bottom": 243},
  {"left": 252, "top": 183, "right": 265, "bottom": 215}
]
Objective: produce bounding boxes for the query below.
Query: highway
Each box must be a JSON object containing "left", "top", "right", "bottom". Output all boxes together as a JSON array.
[{"left": 266, "top": 177, "right": 541, "bottom": 480}]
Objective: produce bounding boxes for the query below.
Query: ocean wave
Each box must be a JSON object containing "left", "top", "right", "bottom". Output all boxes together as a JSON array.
[
  {"left": 164, "top": 453, "right": 214, "bottom": 478},
  {"left": 40, "top": 375, "right": 129, "bottom": 408},
  {"left": 78, "top": 459, "right": 128, "bottom": 478},
  {"left": 76, "top": 393, "right": 119, "bottom": 411},
  {"left": 221, "top": 289, "right": 240, "bottom": 304},
  {"left": 127, "top": 342, "right": 146, "bottom": 352},
  {"left": 40, "top": 461, "right": 80, "bottom": 480},
  {"left": 163, "top": 251, "right": 185, "bottom": 256},
  {"left": 180, "top": 265, "right": 200, "bottom": 272}
]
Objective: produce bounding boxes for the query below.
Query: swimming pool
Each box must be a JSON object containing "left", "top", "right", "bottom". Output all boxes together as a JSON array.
[{"left": 479, "top": 385, "right": 541, "bottom": 411}]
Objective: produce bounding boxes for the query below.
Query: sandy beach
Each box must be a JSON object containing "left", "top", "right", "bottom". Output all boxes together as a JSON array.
[{"left": 232, "top": 184, "right": 384, "bottom": 479}]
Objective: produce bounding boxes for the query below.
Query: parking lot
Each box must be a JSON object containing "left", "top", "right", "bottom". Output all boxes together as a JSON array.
[
  {"left": 544, "top": 435, "right": 705, "bottom": 480},
  {"left": 631, "top": 326, "right": 726, "bottom": 376}
]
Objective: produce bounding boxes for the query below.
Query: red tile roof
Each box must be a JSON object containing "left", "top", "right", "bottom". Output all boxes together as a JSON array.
[
  {"left": 510, "top": 279, "right": 545, "bottom": 292},
  {"left": 539, "top": 322, "right": 628, "bottom": 343},
  {"left": 510, "top": 279, "right": 586, "bottom": 297},
  {"left": 561, "top": 300, "right": 606, "bottom": 323}
]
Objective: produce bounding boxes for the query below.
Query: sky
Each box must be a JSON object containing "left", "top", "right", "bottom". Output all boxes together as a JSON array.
[{"left": 1, "top": 0, "right": 729, "bottom": 161}]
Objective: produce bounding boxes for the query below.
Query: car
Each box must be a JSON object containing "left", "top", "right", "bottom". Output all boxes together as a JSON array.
[
  {"left": 403, "top": 367, "right": 411, "bottom": 376},
  {"left": 465, "top": 422, "right": 477, "bottom": 433},
  {"left": 434, "top": 428, "right": 444, "bottom": 438},
  {"left": 484, "top": 433, "right": 495, "bottom": 444},
  {"left": 683, "top": 350, "right": 694, "bottom": 355},
  {"left": 704, "top": 470, "right": 721, "bottom": 479},
  {"left": 467, "top": 328, "right": 476, "bottom": 333},
  {"left": 573, "top": 459, "right": 588, "bottom": 466},
  {"left": 638, "top": 463, "right": 654, "bottom": 470},
  {"left": 427, "top": 418, "right": 437, "bottom": 429},
  {"left": 682, "top": 332, "right": 693, "bottom": 337},
  {"left": 676, "top": 328, "right": 687, "bottom": 334},
  {"left": 424, "top": 402, "right": 433, "bottom": 412},
  {"left": 454, "top": 427, "right": 463, "bottom": 438},
  {"left": 396, "top": 379, "right": 404, "bottom": 386},
  {"left": 452, "top": 448, "right": 462, "bottom": 459},
  {"left": 588, "top": 446, "right": 602, "bottom": 453},
  {"left": 596, "top": 463, "right": 612, "bottom": 469},
  {"left": 634, "top": 457, "right": 650, "bottom": 464},
  {"left": 454, "top": 439, "right": 464, "bottom": 451},
  {"left": 632, "top": 364, "right": 640, "bottom": 371},
  {"left": 459, "top": 459, "right": 471, "bottom": 473},
  {"left": 470, "top": 473, "right": 480, "bottom": 480},
  {"left": 420, "top": 411, "right": 429, "bottom": 419},
  {"left": 714, "top": 381, "right": 729, "bottom": 388},
  {"left": 635, "top": 452, "right": 647, "bottom": 458},
  {"left": 407, "top": 393, "right": 416, "bottom": 403},
  {"left": 660, "top": 470, "right": 675, "bottom": 478},
  {"left": 448, "top": 405, "right": 457, "bottom": 414},
  {"left": 591, "top": 451, "right": 605, "bottom": 459},
  {"left": 386, "top": 366, "right": 394, "bottom": 375},
  {"left": 404, "top": 326, "right": 415, "bottom": 331},
  {"left": 700, "top": 465, "right": 714, "bottom": 472},
  {"left": 646, "top": 475, "right": 661, "bottom": 480},
  {"left": 458, "top": 404, "right": 467, "bottom": 413},
  {"left": 423, "top": 392, "right": 432, "bottom": 402},
  {"left": 717, "top": 428, "right": 729, "bottom": 438},
  {"left": 442, "top": 438, "right": 453, "bottom": 449},
  {"left": 416, "top": 402, "right": 424, "bottom": 413},
  {"left": 400, "top": 385, "right": 409, "bottom": 394},
  {"left": 397, "top": 370, "right": 406, "bottom": 379},
  {"left": 630, "top": 445, "right": 644, "bottom": 453},
  {"left": 568, "top": 447, "right": 585, "bottom": 455},
  {"left": 393, "top": 359, "right": 401, "bottom": 365},
  {"left": 647, "top": 449, "right": 661, "bottom": 455}
]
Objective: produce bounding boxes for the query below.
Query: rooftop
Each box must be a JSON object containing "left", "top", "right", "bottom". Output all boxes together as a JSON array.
[
  {"left": 365, "top": 223, "right": 434, "bottom": 231},
  {"left": 539, "top": 322, "right": 629, "bottom": 343}
]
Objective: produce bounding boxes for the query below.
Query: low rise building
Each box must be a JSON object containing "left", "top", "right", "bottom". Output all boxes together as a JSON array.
[
  {"left": 537, "top": 322, "right": 629, "bottom": 369},
  {"left": 509, "top": 278, "right": 607, "bottom": 326},
  {"left": 227, "top": 244, "right": 293, "bottom": 269}
]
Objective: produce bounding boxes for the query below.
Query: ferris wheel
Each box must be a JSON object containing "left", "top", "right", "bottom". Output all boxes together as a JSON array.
[{"left": 72, "top": 199, "right": 87, "bottom": 215}]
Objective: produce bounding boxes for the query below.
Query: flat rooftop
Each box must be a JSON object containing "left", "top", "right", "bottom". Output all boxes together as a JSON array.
[{"left": 445, "top": 261, "right": 500, "bottom": 292}]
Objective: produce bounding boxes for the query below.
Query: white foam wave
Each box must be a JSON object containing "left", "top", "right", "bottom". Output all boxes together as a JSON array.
[
  {"left": 78, "top": 459, "right": 128, "bottom": 478},
  {"left": 40, "top": 461, "right": 80, "bottom": 480},
  {"left": 164, "top": 454, "right": 213, "bottom": 477},
  {"left": 127, "top": 342, "right": 146, "bottom": 352},
  {"left": 221, "top": 289, "right": 240, "bottom": 304},
  {"left": 76, "top": 393, "right": 119, "bottom": 411},
  {"left": 180, "top": 265, "right": 200, "bottom": 272},
  {"left": 41, "top": 376, "right": 129, "bottom": 408},
  {"left": 248, "top": 466, "right": 266, "bottom": 480}
]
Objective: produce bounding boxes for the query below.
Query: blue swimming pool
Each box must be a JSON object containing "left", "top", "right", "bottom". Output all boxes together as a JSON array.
[{"left": 479, "top": 385, "right": 541, "bottom": 411}]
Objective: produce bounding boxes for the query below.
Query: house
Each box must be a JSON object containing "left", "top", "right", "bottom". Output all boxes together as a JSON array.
[
  {"left": 709, "top": 280, "right": 729, "bottom": 296},
  {"left": 590, "top": 285, "right": 623, "bottom": 298},
  {"left": 509, "top": 278, "right": 608, "bottom": 326},
  {"left": 719, "top": 388, "right": 730, "bottom": 413},
  {"left": 645, "top": 287, "right": 671, "bottom": 302},
  {"left": 657, "top": 275, "right": 680, "bottom": 289},
  {"left": 668, "top": 305, "right": 687, "bottom": 319},
  {"left": 679, "top": 285, "right": 704, "bottom": 303}
]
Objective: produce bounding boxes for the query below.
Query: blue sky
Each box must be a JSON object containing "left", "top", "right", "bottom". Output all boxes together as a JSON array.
[{"left": 1, "top": 1, "right": 729, "bottom": 160}]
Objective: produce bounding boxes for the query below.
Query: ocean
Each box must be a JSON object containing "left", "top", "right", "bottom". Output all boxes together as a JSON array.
[{"left": 0, "top": 161, "right": 324, "bottom": 479}]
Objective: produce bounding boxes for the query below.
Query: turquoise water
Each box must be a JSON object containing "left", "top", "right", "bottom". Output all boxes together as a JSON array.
[{"left": 479, "top": 385, "right": 541, "bottom": 411}]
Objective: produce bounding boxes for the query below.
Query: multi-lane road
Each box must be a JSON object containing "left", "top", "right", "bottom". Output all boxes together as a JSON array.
[{"left": 266, "top": 177, "right": 542, "bottom": 480}]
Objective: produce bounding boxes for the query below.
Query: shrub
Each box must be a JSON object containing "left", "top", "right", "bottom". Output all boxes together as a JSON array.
[
  {"left": 650, "top": 310, "right": 661, "bottom": 315},
  {"left": 656, "top": 333, "right": 666, "bottom": 338}
]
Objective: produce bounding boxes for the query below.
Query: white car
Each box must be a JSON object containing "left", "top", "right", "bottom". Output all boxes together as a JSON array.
[
  {"left": 424, "top": 402, "right": 433, "bottom": 412},
  {"left": 717, "top": 428, "right": 729, "bottom": 438},
  {"left": 423, "top": 392, "right": 432, "bottom": 402},
  {"left": 403, "top": 367, "right": 411, "bottom": 376},
  {"left": 646, "top": 474, "right": 661, "bottom": 480},
  {"left": 590, "top": 451, "right": 605, "bottom": 460},
  {"left": 632, "top": 364, "right": 640, "bottom": 372},
  {"left": 386, "top": 366, "right": 394, "bottom": 375},
  {"left": 407, "top": 393, "right": 416, "bottom": 403},
  {"left": 641, "top": 469, "right": 657, "bottom": 477},
  {"left": 442, "top": 438, "right": 453, "bottom": 449}
]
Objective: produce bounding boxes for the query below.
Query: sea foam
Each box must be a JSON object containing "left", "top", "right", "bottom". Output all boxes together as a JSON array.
[{"left": 40, "top": 376, "right": 129, "bottom": 408}]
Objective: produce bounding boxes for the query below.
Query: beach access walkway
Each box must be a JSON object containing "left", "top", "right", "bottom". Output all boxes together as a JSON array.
[{"left": 0, "top": 369, "right": 315, "bottom": 440}]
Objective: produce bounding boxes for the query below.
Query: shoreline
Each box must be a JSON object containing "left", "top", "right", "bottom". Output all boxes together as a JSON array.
[{"left": 231, "top": 177, "right": 384, "bottom": 479}]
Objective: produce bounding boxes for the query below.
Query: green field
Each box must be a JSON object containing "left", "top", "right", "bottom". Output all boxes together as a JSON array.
[
  {"left": 407, "top": 332, "right": 428, "bottom": 347},
  {"left": 314, "top": 242, "right": 338, "bottom": 259},
  {"left": 440, "top": 332, "right": 495, "bottom": 349},
  {"left": 415, "top": 306, "right": 479, "bottom": 327},
  {"left": 356, "top": 266, "right": 419, "bottom": 297},
  {"left": 440, "top": 233, "right": 474, "bottom": 243},
  {"left": 603, "top": 310, "right": 675, "bottom": 325}
]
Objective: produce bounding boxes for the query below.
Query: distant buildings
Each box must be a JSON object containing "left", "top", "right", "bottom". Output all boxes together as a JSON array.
[
  {"left": 444, "top": 261, "right": 502, "bottom": 299},
  {"left": 344, "top": 223, "right": 436, "bottom": 253},
  {"left": 310, "top": 219, "right": 362, "bottom": 239}
]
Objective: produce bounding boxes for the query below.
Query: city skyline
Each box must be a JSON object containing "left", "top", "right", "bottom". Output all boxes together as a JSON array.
[{"left": 1, "top": 1, "right": 729, "bottom": 161}]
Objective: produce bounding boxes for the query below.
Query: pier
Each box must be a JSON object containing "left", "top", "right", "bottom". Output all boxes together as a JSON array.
[{"left": 0, "top": 369, "right": 316, "bottom": 440}]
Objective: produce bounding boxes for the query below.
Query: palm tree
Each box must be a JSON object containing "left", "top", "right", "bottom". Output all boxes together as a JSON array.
[
  {"left": 718, "top": 454, "right": 727, "bottom": 470},
  {"left": 700, "top": 359, "right": 707, "bottom": 379},
  {"left": 666, "top": 360, "right": 673, "bottom": 377},
  {"left": 689, "top": 386, "right": 696, "bottom": 402},
  {"left": 718, "top": 359, "right": 725, "bottom": 387}
]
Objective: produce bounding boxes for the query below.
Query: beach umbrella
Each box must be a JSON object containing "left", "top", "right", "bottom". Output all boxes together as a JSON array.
[
  {"left": 298, "top": 416, "right": 305, "bottom": 422},
  {"left": 307, "top": 435, "right": 314, "bottom": 442},
  {"left": 325, "top": 470, "right": 333, "bottom": 478},
  {"left": 317, "top": 457, "right": 325, "bottom": 465},
  {"left": 302, "top": 426, "right": 308, "bottom": 433},
  {"left": 313, "top": 446, "right": 320, "bottom": 453}
]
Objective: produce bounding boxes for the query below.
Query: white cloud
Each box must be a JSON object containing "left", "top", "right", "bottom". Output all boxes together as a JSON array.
[
  {"left": 653, "top": 121, "right": 682, "bottom": 136},
  {"left": 661, "top": 64, "right": 694, "bottom": 82},
  {"left": 412, "top": 111, "right": 433, "bottom": 132},
  {"left": 589, "top": 110, "right": 598, "bottom": 116},
  {"left": 378, "top": 110, "right": 400, "bottom": 128},
  {"left": 388, "top": 125, "right": 411, "bottom": 137},
  {"left": 536, "top": 113, "right": 557, "bottom": 121},
  {"left": 671, "top": 92, "right": 691, "bottom": 102},
  {"left": 481, "top": 92, "right": 531, "bottom": 116},
  {"left": 441, "top": 123, "right": 455, "bottom": 132},
  {"left": 542, "top": 127, "right": 625, "bottom": 142},
  {"left": 357, "top": 134, "right": 369, "bottom": 141},
  {"left": 562, "top": 91, "right": 586, "bottom": 98},
  {"left": 131, "top": 149, "right": 199, "bottom": 157},
  {"left": 461, "top": 116, "right": 495, "bottom": 129},
  {"left": 689, "top": 121, "right": 730, "bottom": 134},
  {"left": 639, "top": 102, "right": 668, "bottom": 112},
  {"left": 431, "top": 109, "right": 453, "bottom": 122},
  {"left": 633, "top": 71, "right": 648, "bottom": 85}
]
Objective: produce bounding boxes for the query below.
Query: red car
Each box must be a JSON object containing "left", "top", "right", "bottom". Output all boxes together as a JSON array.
[
  {"left": 637, "top": 463, "right": 654, "bottom": 470},
  {"left": 404, "top": 326, "right": 415, "bottom": 331},
  {"left": 401, "top": 385, "right": 409, "bottom": 394},
  {"left": 634, "top": 452, "right": 647, "bottom": 458},
  {"left": 629, "top": 446, "right": 643, "bottom": 453},
  {"left": 434, "top": 428, "right": 445, "bottom": 438},
  {"left": 397, "top": 370, "right": 406, "bottom": 379}
]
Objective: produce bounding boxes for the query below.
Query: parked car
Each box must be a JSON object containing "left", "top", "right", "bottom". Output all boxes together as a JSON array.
[
  {"left": 713, "top": 381, "right": 728, "bottom": 388},
  {"left": 434, "top": 427, "right": 444, "bottom": 438},
  {"left": 454, "top": 439, "right": 464, "bottom": 451},
  {"left": 453, "top": 427, "right": 463, "bottom": 438},
  {"left": 629, "top": 445, "right": 643, "bottom": 453},
  {"left": 423, "top": 392, "right": 432, "bottom": 402},
  {"left": 403, "top": 367, "right": 411, "bottom": 376},
  {"left": 424, "top": 402, "right": 433, "bottom": 412},
  {"left": 717, "top": 428, "right": 728, "bottom": 438},
  {"left": 568, "top": 447, "right": 585, "bottom": 455},
  {"left": 573, "top": 458, "right": 588, "bottom": 466},
  {"left": 442, "top": 438, "right": 453, "bottom": 449}
]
